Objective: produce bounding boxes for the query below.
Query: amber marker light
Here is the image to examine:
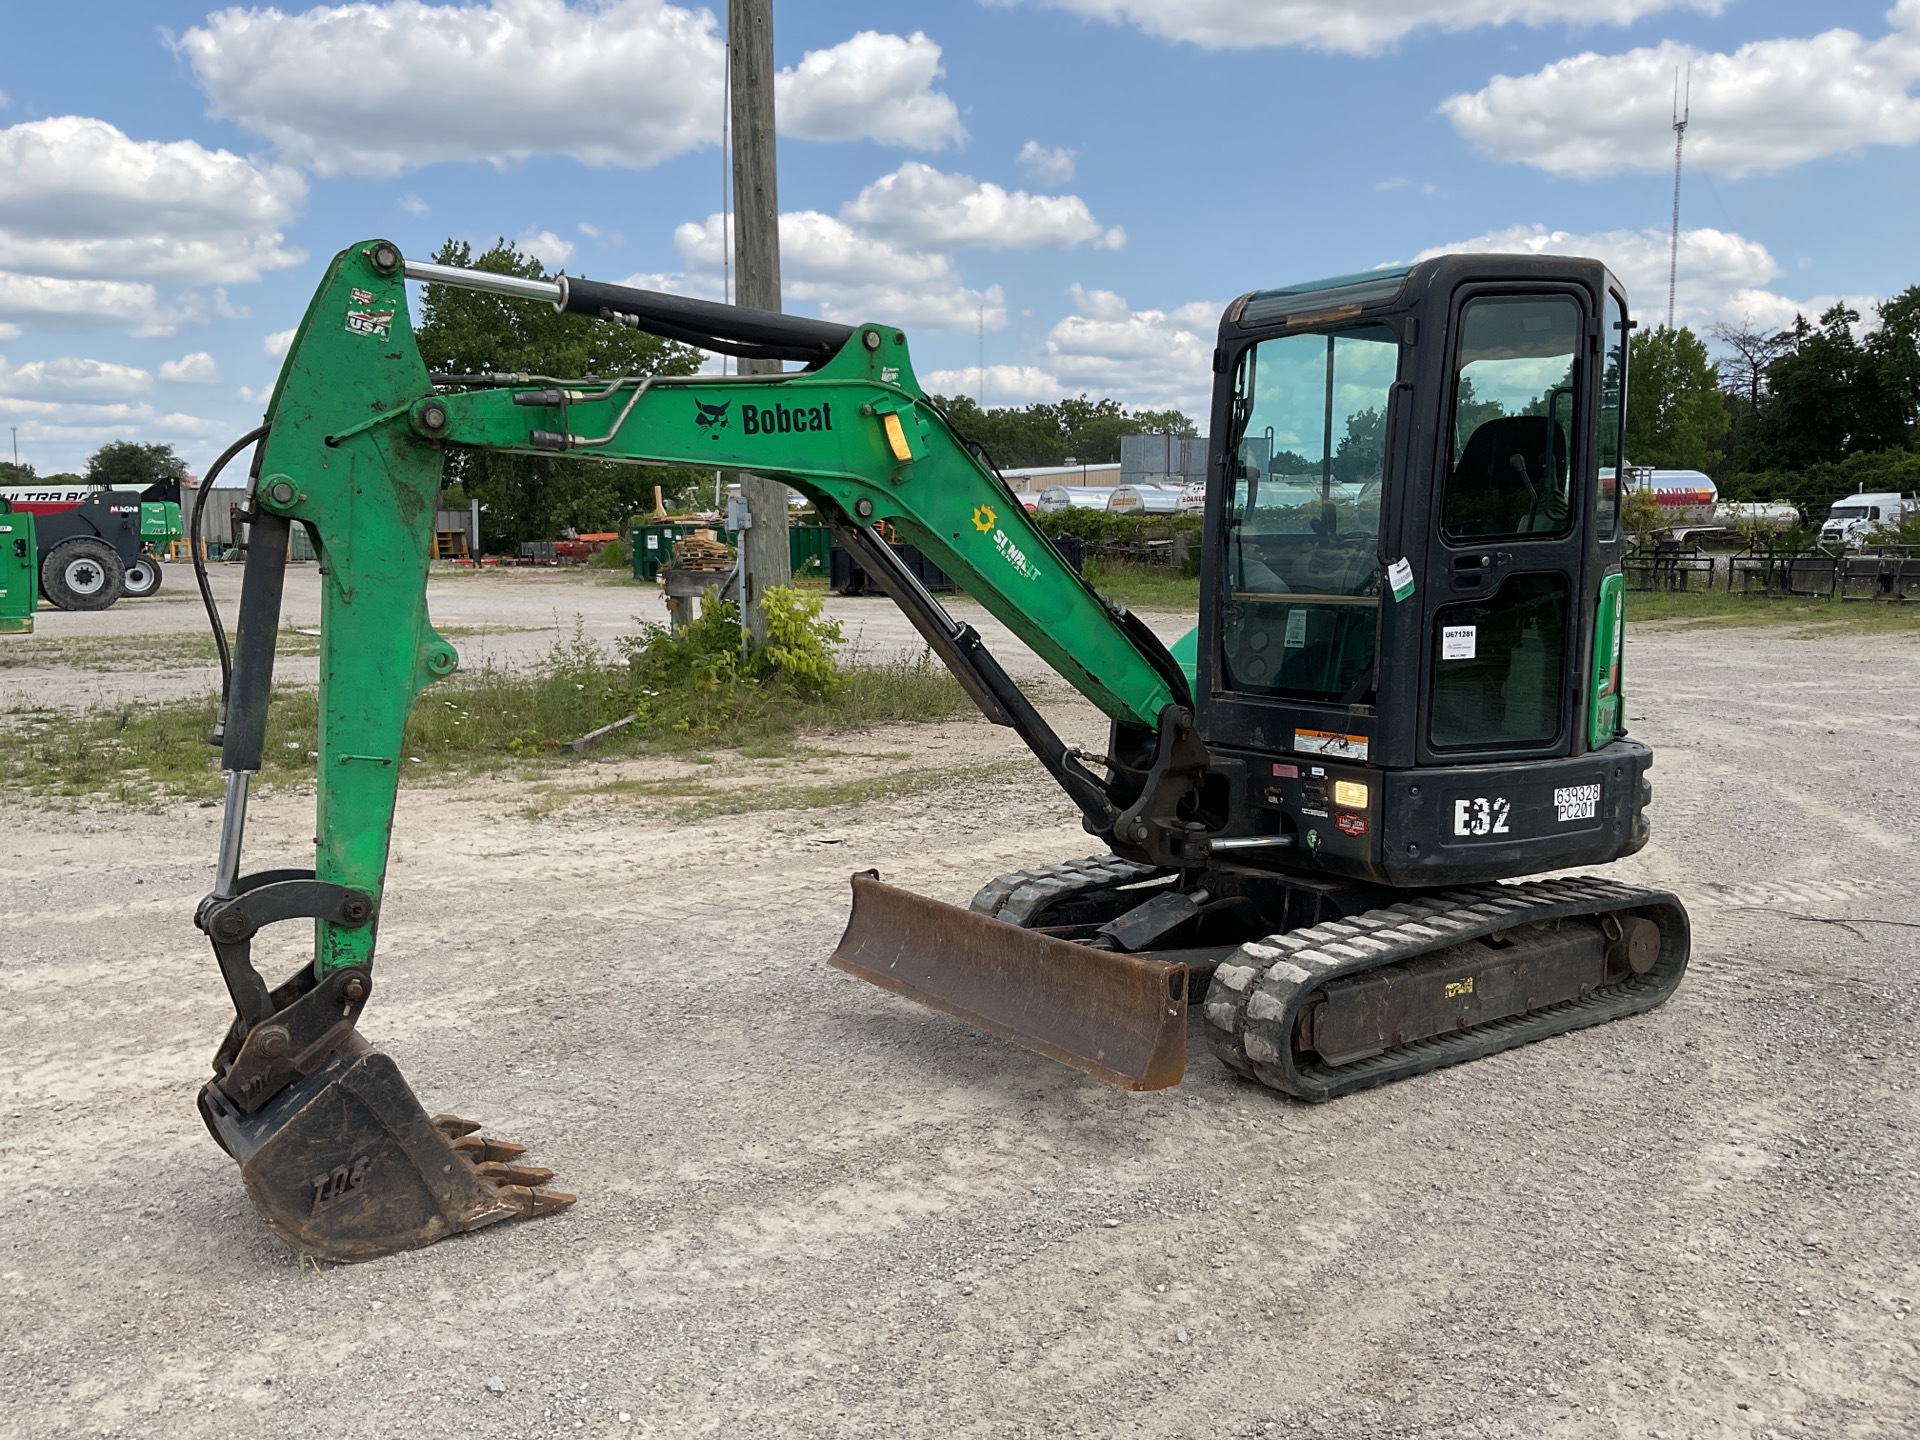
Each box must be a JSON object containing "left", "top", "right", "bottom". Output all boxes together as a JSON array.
[{"left": 882, "top": 413, "right": 912, "bottom": 462}]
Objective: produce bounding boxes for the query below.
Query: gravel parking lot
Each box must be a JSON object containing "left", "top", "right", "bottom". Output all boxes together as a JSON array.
[{"left": 3, "top": 568, "right": 1917, "bottom": 1439}]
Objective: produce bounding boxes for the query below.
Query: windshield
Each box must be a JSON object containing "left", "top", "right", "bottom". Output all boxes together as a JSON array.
[
  {"left": 1828, "top": 506, "right": 1869, "bottom": 520},
  {"left": 1221, "top": 324, "right": 1398, "bottom": 702}
]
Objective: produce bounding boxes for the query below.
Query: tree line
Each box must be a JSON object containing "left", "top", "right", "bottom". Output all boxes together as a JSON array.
[
  {"left": 1625, "top": 285, "right": 1920, "bottom": 515},
  {"left": 928, "top": 394, "right": 1197, "bottom": 470}
]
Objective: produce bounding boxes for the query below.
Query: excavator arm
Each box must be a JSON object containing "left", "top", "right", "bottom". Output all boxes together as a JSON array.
[{"left": 193, "top": 239, "right": 1206, "bottom": 1262}]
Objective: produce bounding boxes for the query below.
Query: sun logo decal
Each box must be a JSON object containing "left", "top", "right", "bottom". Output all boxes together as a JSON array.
[{"left": 971, "top": 504, "right": 996, "bottom": 534}]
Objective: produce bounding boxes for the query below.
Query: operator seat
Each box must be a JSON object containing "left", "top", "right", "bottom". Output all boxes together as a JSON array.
[{"left": 1446, "top": 414, "right": 1567, "bottom": 537}]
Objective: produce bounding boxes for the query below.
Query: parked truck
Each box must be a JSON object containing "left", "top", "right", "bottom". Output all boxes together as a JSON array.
[{"left": 1819, "top": 491, "right": 1914, "bottom": 549}]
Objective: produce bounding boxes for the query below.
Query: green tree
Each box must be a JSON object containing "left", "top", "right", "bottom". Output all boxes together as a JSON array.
[
  {"left": 1748, "top": 305, "right": 1902, "bottom": 471},
  {"left": 0, "top": 460, "right": 34, "bottom": 485},
  {"left": 1866, "top": 284, "right": 1920, "bottom": 448},
  {"left": 1708, "top": 319, "right": 1794, "bottom": 473},
  {"left": 1332, "top": 406, "right": 1385, "bottom": 483},
  {"left": 415, "top": 238, "right": 705, "bottom": 549},
  {"left": 85, "top": 440, "right": 187, "bottom": 490},
  {"left": 1131, "top": 408, "right": 1198, "bottom": 437},
  {"left": 1624, "top": 326, "right": 1729, "bottom": 471}
]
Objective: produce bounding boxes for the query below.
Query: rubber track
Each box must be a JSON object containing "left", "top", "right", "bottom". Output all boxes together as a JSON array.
[
  {"left": 1200, "top": 875, "right": 1690, "bottom": 1102},
  {"left": 969, "top": 853, "right": 1167, "bottom": 928}
]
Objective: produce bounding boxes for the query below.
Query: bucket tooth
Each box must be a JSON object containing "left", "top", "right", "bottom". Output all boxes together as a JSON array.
[
  {"left": 431, "top": 1114, "right": 483, "bottom": 1138},
  {"left": 496, "top": 1185, "right": 578, "bottom": 1217},
  {"left": 450, "top": 1135, "right": 529, "bottom": 1163},
  {"left": 475, "top": 1160, "right": 556, "bottom": 1187}
]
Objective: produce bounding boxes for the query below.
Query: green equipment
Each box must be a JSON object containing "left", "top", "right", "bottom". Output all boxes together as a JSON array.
[
  {"left": 191, "top": 239, "right": 1688, "bottom": 1263},
  {"left": 0, "top": 497, "right": 36, "bottom": 633}
]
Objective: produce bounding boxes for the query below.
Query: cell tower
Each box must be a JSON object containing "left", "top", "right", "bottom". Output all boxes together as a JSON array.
[{"left": 1667, "top": 63, "right": 1690, "bottom": 332}]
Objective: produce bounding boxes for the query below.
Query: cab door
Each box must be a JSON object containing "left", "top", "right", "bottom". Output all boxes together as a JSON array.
[{"left": 1418, "top": 286, "right": 1597, "bottom": 767}]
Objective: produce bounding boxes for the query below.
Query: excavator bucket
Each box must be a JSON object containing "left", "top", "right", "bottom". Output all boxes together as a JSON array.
[
  {"left": 830, "top": 872, "right": 1189, "bottom": 1091},
  {"left": 197, "top": 1034, "right": 573, "bottom": 1264}
]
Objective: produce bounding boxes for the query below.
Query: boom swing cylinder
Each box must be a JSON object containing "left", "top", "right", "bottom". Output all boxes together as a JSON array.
[{"left": 191, "top": 239, "right": 1689, "bottom": 1264}]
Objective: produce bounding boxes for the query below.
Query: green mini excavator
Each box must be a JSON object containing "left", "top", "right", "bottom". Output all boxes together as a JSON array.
[{"left": 190, "top": 239, "right": 1688, "bottom": 1263}]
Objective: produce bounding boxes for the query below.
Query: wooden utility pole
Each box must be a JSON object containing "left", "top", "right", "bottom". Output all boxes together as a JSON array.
[{"left": 727, "top": 0, "right": 789, "bottom": 644}]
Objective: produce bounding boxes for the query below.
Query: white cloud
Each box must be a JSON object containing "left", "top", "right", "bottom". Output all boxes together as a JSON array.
[
  {"left": 672, "top": 211, "right": 1003, "bottom": 332},
  {"left": 995, "top": 0, "right": 1720, "bottom": 56},
  {"left": 1017, "top": 141, "right": 1076, "bottom": 184},
  {"left": 615, "top": 268, "right": 724, "bottom": 301},
  {"left": 516, "top": 228, "right": 575, "bottom": 268},
  {"left": 777, "top": 31, "right": 964, "bottom": 150},
  {"left": 1415, "top": 224, "right": 1874, "bottom": 334},
  {"left": 4, "top": 404, "right": 222, "bottom": 457},
  {"left": 159, "top": 351, "right": 222, "bottom": 385},
  {"left": 644, "top": 158, "right": 1123, "bottom": 339},
  {"left": 922, "top": 363, "right": 1069, "bottom": 406},
  {"left": 1041, "top": 285, "right": 1219, "bottom": 410},
  {"left": 0, "top": 272, "right": 167, "bottom": 333},
  {"left": 578, "top": 221, "right": 623, "bottom": 246},
  {"left": 841, "top": 162, "right": 1124, "bottom": 252},
  {"left": 177, "top": 0, "right": 723, "bottom": 177},
  {"left": 934, "top": 288, "right": 1217, "bottom": 410},
  {"left": 264, "top": 327, "right": 296, "bottom": 358},
  {"left": 0, "top": 354, "right": 154, "bottom": 402},
  {"left": 1441, "top": 6, "right": 1920, "bottom": 177},
  {"left": 0, "top": 352, "right": 224, "bottom": 456},
  {"left": 398, "top": 193, "right": 428, "bottom": 216},
  {"left": 0, "top": 116, "right": 305, "bottom": 282},
  {"left": 178, "top": 2, "right": 961, "bottom": 175}
]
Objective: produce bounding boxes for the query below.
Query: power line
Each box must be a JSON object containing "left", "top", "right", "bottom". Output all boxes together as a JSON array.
[{"left": 1667, "top": 62, "right": 1690, "bottom": 332}]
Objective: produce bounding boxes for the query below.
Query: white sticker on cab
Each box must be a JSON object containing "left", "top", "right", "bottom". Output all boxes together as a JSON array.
[{"left": 1441, "top": 625, "right": 1477, "bottom": 661}]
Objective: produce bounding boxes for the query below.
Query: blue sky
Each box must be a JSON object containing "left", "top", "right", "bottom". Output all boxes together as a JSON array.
[{"left": 3, "top": 0, "right": 1914, "bottom": 477}]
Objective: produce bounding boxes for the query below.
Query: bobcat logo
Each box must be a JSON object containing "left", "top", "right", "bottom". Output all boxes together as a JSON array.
[{"left": 694, "top": 399, "right": 731, "bottom": 434}]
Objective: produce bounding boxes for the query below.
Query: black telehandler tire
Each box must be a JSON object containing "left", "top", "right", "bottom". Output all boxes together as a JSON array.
[{"left": 41, "top": 537, "right": 125, "bottom": 611}]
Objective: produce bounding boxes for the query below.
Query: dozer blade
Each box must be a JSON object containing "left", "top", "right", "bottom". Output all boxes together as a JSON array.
[
  {"left": 831, "top": 872, "right": 1189, "bottom": 1091},
  {"left": 197, "top": 1034, "right": 574, "bottom": 1264}
]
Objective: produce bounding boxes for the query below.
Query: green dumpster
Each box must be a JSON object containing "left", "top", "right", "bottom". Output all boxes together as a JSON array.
[
  {"left": 631, "top": 522, "right": 707, "bottom": 580},
  {"left": 0, "top": 498, "right": 36, "bottom": 633},
  {"left": 789, "top": 524, "right": 832, "bottom": 579}
]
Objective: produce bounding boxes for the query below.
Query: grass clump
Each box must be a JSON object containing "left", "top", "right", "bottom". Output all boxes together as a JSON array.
[
  {"left": 1082, "top": 558, "right": 1200, "bottom": 613},
  {"left": 2, "top": 587, "right": 974, "bottom": 804}
]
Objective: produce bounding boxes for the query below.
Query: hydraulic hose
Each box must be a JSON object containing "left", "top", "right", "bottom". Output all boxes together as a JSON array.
[{"left": 192, "top": 424, "right": 270, "bottom": 736}]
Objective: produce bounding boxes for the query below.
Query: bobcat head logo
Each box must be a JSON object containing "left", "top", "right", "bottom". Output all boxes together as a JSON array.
[{"left": 694, "top": 399, "right": 731, "bottom": 433}]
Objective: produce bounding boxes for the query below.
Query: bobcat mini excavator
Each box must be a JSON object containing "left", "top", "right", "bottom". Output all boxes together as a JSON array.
[{"left": 190, "top": 239, "right": 1688, "bottom": 1262}]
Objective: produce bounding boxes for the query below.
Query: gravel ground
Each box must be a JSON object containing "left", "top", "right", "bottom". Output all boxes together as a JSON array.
[{"left": 2, "top": 572, "right": 1917, "bottom": 1439}]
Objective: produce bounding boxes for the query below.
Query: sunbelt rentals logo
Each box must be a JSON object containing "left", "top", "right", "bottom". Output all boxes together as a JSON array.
[{"left": 971, "top": 503, "right": 1040, "bottom": 581}]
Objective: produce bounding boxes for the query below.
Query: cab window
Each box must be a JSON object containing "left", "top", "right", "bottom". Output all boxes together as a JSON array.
[
  {"left": 1221, "top": 324, "right": 1398, "bottom": 702},
  {"left": 1442, "top": 296, "right": 1582, "bottom": 540},
  {"left": 1597, "top": 294, "right": 1626, "bottom": 540}
]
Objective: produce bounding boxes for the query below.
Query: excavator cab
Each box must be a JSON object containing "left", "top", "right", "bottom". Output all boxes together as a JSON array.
[{"left": 1193, "top": 256, "right": 1642, "bottom": 891}]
